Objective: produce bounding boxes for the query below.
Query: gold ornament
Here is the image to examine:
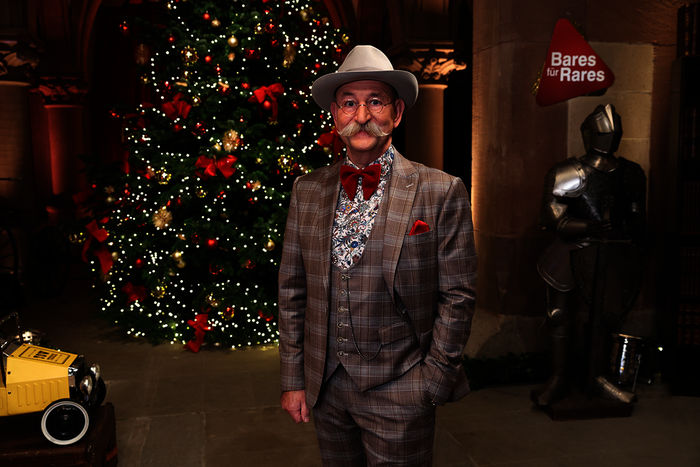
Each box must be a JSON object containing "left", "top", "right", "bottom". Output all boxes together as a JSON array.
[
  {"left": 151, "top": 285, "right": 167, "bottom": 299},
  {"left": 254, "top": 23, "right": 264, "bottom": 34},
  {"left": 282, "top": 43, "right": 296, "bottom": 68},
  {"left": 206, "top": 294, "right": 220, "bottom": 308},
  {"left": 300, "top": 9, "right": 310, "bottom": 22},
  {"left": 181, "top": 46, "right": 199, "bottom": 66},
  {"left": 222, "top": 129, "right": 241, "bottom": 152},
  {"left": 177, "top": 233, "right": 186, "bottom": 240},
  {"left": 68, "top": 231, "right": 87, "bottom": 244},
  {"left": 106, "top": 196, "right": 115, "bottom": 204},
  {"left": 227, "top": 35, "right": 239, "bottom": 47},
  {"left": 265, "top": 239, "right": 275, "bottom": 251},
  {"left": 196, "top": 187, "right": 207, "bottom": 198},
  {"left": 157, "top": 171, "right": 171, "bottom": 185},
  {"left": 250, "top": 180, "right": 261, "bottom": 191},
  {"left": 211, "top": 18, "right": 221, "bottom": 27},
  {"left": 255, "top": 157, "right": 263, "bottom": 164},
  {"left": 341, "top": 34, "right": 350, "bottom": 44},
  {"left": 213, "top": 143, "right": 223, "bottom": 151},
  {"left": 278, "top": 154, "right": 295, "bottom": 173},
  {"left": 152, "top": 207, "right": 173, "bottom": 229},
  {"left": 192, "top": 96, "right": 201, "bottom": 106},
  {"left": 172, "top": 251, "right": 183, "bottom": 261},
  {"left": 227, "top": 52, "right": 236, "bottom": 62}
]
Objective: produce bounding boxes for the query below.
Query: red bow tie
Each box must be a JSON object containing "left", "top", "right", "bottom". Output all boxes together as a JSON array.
[{"left": 340, "top": 164, "right": 381, "bottom": 200}]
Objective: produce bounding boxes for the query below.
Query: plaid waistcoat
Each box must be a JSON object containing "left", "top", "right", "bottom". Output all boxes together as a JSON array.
[{"left": 324, "top": 197, "right": 422, "bottom": 391}]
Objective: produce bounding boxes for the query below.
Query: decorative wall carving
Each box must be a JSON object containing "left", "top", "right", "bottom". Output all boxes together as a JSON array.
[{"left": 399, "top": 47, "right": 466, "bottom": 84}]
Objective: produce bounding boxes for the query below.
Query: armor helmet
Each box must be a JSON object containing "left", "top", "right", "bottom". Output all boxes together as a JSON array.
[{"left": 580, "top": 104, "right": 622, "bottom": 155}]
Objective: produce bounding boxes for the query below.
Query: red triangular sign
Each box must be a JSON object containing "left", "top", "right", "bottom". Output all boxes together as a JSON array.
[{"left": 536, "top": 19, "right": 614, "bottom": 106}]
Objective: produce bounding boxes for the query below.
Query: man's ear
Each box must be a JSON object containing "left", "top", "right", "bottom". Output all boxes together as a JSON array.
[
  {"left": 330, "top": 101, "right": 339, "bottom": 126},
  {"left": 392, "top": 99, "right": 405, "bottom": 128}
]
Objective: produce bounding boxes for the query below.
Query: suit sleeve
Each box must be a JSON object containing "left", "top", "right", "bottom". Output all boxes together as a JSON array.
[
  {"left": 422, "top": 176, "right": 477, "bottom": 405},
  {"left": 278, "top": 177, "right": 307, "bottom": 392}
]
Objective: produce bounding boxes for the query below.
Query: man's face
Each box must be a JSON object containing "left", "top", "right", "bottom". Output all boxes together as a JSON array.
[{"left": 330, "top": 80, "right": 405, "bottom": 158}]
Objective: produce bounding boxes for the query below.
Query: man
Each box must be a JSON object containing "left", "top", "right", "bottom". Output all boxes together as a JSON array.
[{"left": 278, "top": 45, "right": 476, "bottom": 466}]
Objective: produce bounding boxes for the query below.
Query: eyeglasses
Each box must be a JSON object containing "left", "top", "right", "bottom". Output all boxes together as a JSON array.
[{"left": 336, "top": 98, "right": 393, "bottom": 116}]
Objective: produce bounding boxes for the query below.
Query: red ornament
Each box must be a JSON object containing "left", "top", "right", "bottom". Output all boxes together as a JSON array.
[
  {"left": 135, "top": 258, "right": 144, "bottom": 268},
  {"left": 184, "top": 313, "right": 212, "bottom": 353},
  {"left": 262, "top": 100, "right": 272, "bottom": 110},
  {"left": 241, "top": 82, "right": 250, "bottom": 89},
  {"left": 292, "top": 101, "right": 299, "bottom": 109},
  {"left": 271, "top": 39, "right": 279, "bottom": 47},
  {"left": 244, "top": 259, "right": 255, "bottom": 269},
  {"left": 168, "top": 35, "right": 176, "bottom": 43},
  {"left": 173, "top": 123, "right": 183, "bottom": 132},
  {"left": 314, "top": 63, "right": 321, "bottom": 70},
  {"left": 206, "top": 238, "right": 218, "bottom": 249},
  {"left": 204, "top": 55, "right": 212, "bottom": 63},
  {"left": 265, "top": 22, "right": 277, "bottom": 33},
  {"left": 203, "top": 12, "right": 211, "bottom": 20},
  {"left": 223, "top": 307, "right": 235, "bottom": 319}
]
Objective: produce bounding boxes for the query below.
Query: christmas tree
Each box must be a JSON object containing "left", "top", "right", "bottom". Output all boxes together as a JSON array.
[{"left": 85, "top": 0, "right": 348, "bottom": 350}]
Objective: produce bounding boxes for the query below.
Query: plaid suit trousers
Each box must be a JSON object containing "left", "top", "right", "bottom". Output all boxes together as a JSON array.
[{"left": 313, "top": 364, "right": 436, "bottom": 467}]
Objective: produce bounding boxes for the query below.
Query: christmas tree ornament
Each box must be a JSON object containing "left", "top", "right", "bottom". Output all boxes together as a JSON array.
[
  {"left": 202, "top": 12, "right": 211, "bottom": 20},
  {"left": 68, "top": 231, "right": 87, "bottom": 244},
  {"left": 111, "top": 251, "right": 119, "bottom": 260},
  {"left": 254, "top": 23, "right": 264, "bottom": 34},
  {"left": 265, "top": 21, "right": 277, "bottom": 33},
  {"left": 265, "top": 239, "right": 275, "bottom": 251},
  {"left": 152, "top": 207, "right": 173, "bottom": 229},
  {"left": 206, "top": 294, "right": 220, "bottom": 308},
  {"left": 227, "top": 35, "right": 238, "bottom": 47},
  {"left": 135, "top": 258, "right": 144, "bottom": 268},
  {"left": 171, "top": 251, "right": 183, "bottom": 260},
  {"left": 227, "top": 52, "right": 236, "bottom": 62},
  {"left": 157, "top": 171, "right": 172, "bottom": 184},
  {"left": 151, "top": 285, "right": 167, "bottom": 299},
  {"left": 282, "top": 43, "right": 296, "bottom": 68},
  {"left": 196, "top": 187, "right": 207, "bottom": 198},
  {"left": 181, "top": 46, "right": 199, "bottom": 66},
  {"left": 204, "top": 55, "right": 212, "bottom": 63},
  {"left": 211, "top": 18, "right": 221, "bottom": 27},
  {"left": 206, "top": 238, "right": 218, "bottom": 249},
  {"left": 300, "top": 9, "right": 310, "bottom": 21},
  {"left": 223, "top": 307, "right": 235, "bottom": 320}
]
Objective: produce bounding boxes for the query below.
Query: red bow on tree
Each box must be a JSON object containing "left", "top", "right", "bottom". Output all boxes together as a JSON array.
[
  {"left": 162, "top": 93, "right": 192, "bottom": 120},
  {"left": 195, "top": 155, "right": 238, "bottom": 178},
  {"left": 81, "top": 220, "right": 113, "bottom": 274},
  {"left": 317, "top": 128, "right": 345, "bottom": 159},
  {"left": 122, "top": 282, "right": 146, "bottom": 303},
  {"left": 340, "top": 164, "right": 381, "bottom": 200},
  {"left": 248, "top": 83, "right": 284, "bottom": 120},
  {"left": 184, "top": 313, "right": 212, "bottom": 353}
]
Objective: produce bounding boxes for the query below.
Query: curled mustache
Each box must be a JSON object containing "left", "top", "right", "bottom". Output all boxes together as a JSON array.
[{"left": 337, "top": 120, "right": 390, "bottom": 138}]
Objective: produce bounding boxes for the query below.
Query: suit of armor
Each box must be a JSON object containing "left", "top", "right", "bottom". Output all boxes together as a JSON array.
[{"left": 533, "top": 104, "right": 646, "bottom": 407}]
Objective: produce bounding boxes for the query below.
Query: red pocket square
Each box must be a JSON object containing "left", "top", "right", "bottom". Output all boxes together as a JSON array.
[{"left": 409, "top": 220, "right": 430, "bottom": 235}]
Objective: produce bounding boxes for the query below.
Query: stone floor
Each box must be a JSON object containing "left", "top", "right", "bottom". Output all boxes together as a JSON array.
[{"left": 13, "top": 277, "right": 700, "bottom": 466}]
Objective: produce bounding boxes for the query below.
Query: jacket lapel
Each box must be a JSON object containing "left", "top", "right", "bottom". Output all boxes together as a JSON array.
[
  {"left": 382, "top": 150, "right": 418, "bottom": 301},
  {"left": 316, "top": 161, "right": 341, "bottom": 295}
]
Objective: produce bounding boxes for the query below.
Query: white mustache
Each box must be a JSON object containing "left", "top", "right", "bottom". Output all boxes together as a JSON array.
[{"left": 337, "top": 120, "right": 390, "bottom": 137}]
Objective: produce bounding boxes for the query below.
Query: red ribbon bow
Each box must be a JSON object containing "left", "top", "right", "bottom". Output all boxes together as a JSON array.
[
  {"left": 81, "top": 220, "right": 113, "bottom": 274},
  {"left": 122, "top": 282, "right": 146, "bottom": 303},
  {"left": 195, "top": 154, "right": 238, "bottom": 178},
  {"left": 248, "top": 83, "right": 284, "bottom": 120},
  {"left": 317, "top": 128, "right": 345, "bottom": 159},
  {"left": 184, "top": 313, "right": 212, "bottom": 353},
  {"left": 340, "top": 164, "right": 381, "bottom": 200},
  {"left": 162, "top": 93, "right": 192, "bottom": 120}
]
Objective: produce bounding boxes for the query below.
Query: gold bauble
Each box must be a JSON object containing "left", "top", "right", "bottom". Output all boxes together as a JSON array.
[
  {"left": 300, "top": 9, "right": 310, "bottom": 21},
  {"left": 181, "top": 46, "right": 199, "bottom": 66},
  {"left": 341, "top": 33, "right": 350, "bottom": 44},
  {"left": 251, "top": 180, "right": 261, "bottom": 191},
  {"left": 176, "top": 260, "right": 186, "bottom": 269},
  {"left": 172, "top": 251, "right": 183, "bottom": 260},
  {"left": 265, "top": 239, "right": 275, "bottom": 251},
  {"left": 282, "top": 43, "right": 296, "bottom": 68},
  {"left": 106, "top": 196, "right": 115, "bottom": 204},
  {"left": 213, "top": 143, "right": 223, "bottom": 151},
  {"left": 227, "top": 35, "right": 238, "bottom": 47},
  {"left": 222, "top": 129, "right": 241, "bottom": 152},
  {"left": 278, "top": 155, "right": 295, "bottom": 173},
  {"left": 152, "top": 207, "right": 173, "bottom": 229},
  {"left": 227, "top": 52, "right": 236, "bottom": 62},
  {"left": 211, "top": 18, "right": 221, "bottom": 27},
  {"left": 151, "top": 285, "right": 166, "bottom": 299},
  {"left": 157, "top": 171, "right": 171, "bottom": 185}
]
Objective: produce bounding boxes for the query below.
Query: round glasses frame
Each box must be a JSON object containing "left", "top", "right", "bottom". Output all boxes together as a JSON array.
[{"left": 336, "top": 98, "right": 394, "bottom": 116}]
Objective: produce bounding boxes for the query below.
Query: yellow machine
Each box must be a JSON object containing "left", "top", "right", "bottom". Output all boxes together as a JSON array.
[{"left": 0, "top": 313, "right": 105, "bottom": 445}]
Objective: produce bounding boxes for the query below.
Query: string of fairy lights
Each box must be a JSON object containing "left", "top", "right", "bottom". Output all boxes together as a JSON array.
[{"left": 90, "top": 0, "right": 348, "bottom": 348}]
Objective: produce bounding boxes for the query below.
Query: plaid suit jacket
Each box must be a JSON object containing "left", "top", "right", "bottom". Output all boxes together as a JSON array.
[{"left": 278, "top": 150, "right": 477, "bottom": 407}]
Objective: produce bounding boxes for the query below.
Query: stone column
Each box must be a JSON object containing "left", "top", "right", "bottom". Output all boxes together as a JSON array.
[
  {"left": 400, "top": 48, "right": 466, "bottom": 169},
  {"left": 0, "top": 81, "right": 33, "bottom": 211}
]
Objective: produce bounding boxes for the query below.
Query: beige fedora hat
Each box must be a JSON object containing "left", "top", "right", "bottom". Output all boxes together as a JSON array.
[{"left": 311, "top": 45, "right": 419, "bottom": 112}]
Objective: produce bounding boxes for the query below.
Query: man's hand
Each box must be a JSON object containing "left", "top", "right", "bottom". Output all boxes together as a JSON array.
[{"left": 281, "top": 390, "right": 310, "bottom": 423}]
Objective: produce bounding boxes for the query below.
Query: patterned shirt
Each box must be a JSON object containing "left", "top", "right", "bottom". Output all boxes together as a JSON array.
[{"left": 331, "top": 146, "right": 394, "bottom": 269}]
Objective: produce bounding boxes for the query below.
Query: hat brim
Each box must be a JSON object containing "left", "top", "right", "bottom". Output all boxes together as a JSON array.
[{"left": 311, "top": 70, "right": 419, "bottom": 112}]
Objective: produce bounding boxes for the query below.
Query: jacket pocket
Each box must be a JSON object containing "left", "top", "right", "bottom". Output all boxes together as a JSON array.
[{"left": 378, "top": 321, "right": 415, "bottom": 345}]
